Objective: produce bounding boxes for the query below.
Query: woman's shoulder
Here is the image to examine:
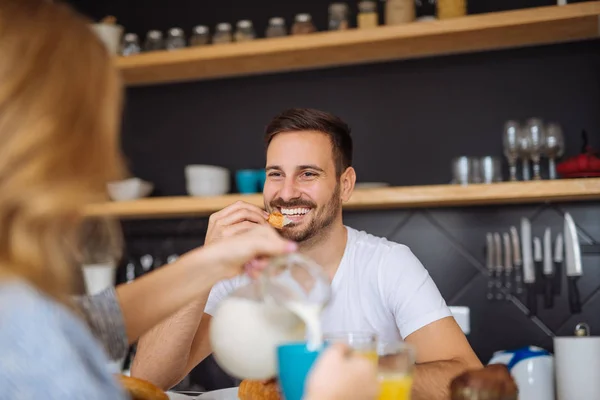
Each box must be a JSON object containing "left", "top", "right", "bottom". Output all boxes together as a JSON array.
[{"left": 0, "top": 281, "right": 128, "bottom": 400}]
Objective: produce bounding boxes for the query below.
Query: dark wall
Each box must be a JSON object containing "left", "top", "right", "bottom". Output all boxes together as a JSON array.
[{"left": 69, "top": 0, "right": 600, "bottom": 390}]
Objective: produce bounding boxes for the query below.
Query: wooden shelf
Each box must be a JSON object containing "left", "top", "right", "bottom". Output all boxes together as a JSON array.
[
  {"left": 116, "top": 2, "right": 600, "bottom": 86},
  {"left": 83, "top": 178, "right": 600, "bottom": 219}
]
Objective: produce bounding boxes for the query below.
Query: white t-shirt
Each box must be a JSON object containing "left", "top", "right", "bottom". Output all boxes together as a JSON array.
[{"left": 205, "top": 226, "right": 452, "bottom": 343}]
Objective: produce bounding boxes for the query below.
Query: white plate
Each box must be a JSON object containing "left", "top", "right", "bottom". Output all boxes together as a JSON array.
[
  {"left": 194, "top": 387, "right": 239, "bottom": 400},
  {"left": 167, "top": 392, "right": 195, "bottom": 400}
]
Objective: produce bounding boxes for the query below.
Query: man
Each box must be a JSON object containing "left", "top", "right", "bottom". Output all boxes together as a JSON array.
[{"left": 132, "top": 108, "right": 482, "bottom": 399}]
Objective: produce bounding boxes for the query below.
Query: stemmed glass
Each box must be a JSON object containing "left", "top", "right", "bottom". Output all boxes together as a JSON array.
[
  {"left": 503, "top": 120, "right": 520, "bottom": 181},
  {"left": 517, "top": 126, "right": 532, "bottom": 181},
  {"left": 544, "top": 123, "right": 565, "bottom": 180},
  {"left": 524, "top": 118, "right": 546, "bottom": 180}
]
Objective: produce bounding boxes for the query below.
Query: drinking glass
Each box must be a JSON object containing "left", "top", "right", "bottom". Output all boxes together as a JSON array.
[
  {"left": 377, "top": 341, "right": 416, "bottom": 400},
  {"left": 324, "top": 332, "right": 378, "bottom": 364}
]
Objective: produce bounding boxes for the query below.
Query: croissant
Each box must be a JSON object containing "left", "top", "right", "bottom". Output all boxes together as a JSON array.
[
  {"left": 118, "top": 375, "right": 169, "bottom": 400},
  {"left": 238, "top": 379, "right": 281, "bottom": 400}
]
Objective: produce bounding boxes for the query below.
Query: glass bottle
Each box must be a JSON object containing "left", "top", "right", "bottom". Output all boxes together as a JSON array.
[
  {"left": 329, "top": 3, "right": 350, "bottom": 30},
  {"left": 121, "top": 33, "right": 141, "bottom": 56},
  {"left": 190, "top": 25, "right": 210, "bottom": 46},
  {"left": 143, "top": 30, "right": 164, "bottom": 52},
  {"left": 234, "top": 20, "right": 256, "bottom": 42},
  {"left": 165, "top": 27, "right": 186, "bottom": 50},
  {"left": 358, "top": 1, "right": 379, "bottom": 29},
  {"left": 213, "top": 22, "right": 233, "bottom": 44},
  {"left": 292, "top": 13, "right": 317, "bottom": 35},
  {"left": 265, "top": 17, "right": 287, "bottom": 38}
]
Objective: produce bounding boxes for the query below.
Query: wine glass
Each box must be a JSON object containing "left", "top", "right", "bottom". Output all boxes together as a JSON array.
[
  {"left": 516, "top": 126, "right": 531, "bottom": 181},
  {"left": 503, "top": 120, "right": 520, "bottom": 181},
  {"left": 545, "top": 123, "right": 565, "bottom": 180},
  {"left": 524, "top": 118, "right": 546, "bottom": 180}
]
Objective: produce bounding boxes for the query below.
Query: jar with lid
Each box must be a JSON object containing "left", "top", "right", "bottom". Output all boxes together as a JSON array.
[
  {"left": 121, "top": 33, "right": 141, "bottom": 56},
  {"left": 265, "top": 17, "right": 287, "bottom": 38},
  {"left": 385, "top": 0, "right": 415, "bottom": 25},
  {"left": 328, "top": 2, "right": 349, "bottom": 30},
  {"left": 415, "top": 0, "right": 437, "bottom": 21},
  {"left": 213, "top": 22, "right": 233, "bottom": 44},
  {"left": 143, "top": 30, "right": 164, "bottom": 51},
  {"left": 292, "top": 13, "right": 317, "bottom": 35},
  {"left": 190, "top": 25, "right": 210, "bottom": 46},
  {"left": 437, "top": 0, "right": 466, "bottom": 19},
  {"left": 358, "top": 1, "right": 378, "bottom": 29},
  {"left": 234, "top": 20, "right": 256, "bottom": 42},
  {"left": 166, "top": 27, "right": 186, "bottom": 50}
]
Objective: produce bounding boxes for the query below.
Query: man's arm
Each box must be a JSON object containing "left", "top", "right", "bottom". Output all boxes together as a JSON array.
[{"left": 406, "top": 317, "right": 483, "bottom": 400}]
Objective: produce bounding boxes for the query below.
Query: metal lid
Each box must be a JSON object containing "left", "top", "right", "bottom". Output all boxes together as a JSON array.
[
  {"left": 146, "top": 30, "right": 163, "bottom": 39},
  {"left": 295, "top": 13, "right": 312, "bottom": 23},
  {"left": 123, "top": 33, "right": 138, "bottom": 42},
  {"left": 269, "top": 17, "right": 285, "bottom": 26},
  {"left": 237, "top": 19, "right": 253, "bottom": 29},
  {"left": 192, "top": 25, "right": 209, "bottom": 35},
  {"left": 216, "top": 22, "right": 232, "bottom": 32},
  {"left": 168, "top": 27, "right": 184, "bottom": 37},
  {"left": 329, "top": 2, "right": 349, "bottom": 14}
]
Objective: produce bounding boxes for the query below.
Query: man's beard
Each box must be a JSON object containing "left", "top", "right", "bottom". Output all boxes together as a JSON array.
[{"left": 268, "top": 184, "right": 341, "bottom": 243}]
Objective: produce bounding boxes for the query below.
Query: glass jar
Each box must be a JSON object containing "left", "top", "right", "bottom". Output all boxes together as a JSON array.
[
  {"left": 385, "top": 0, "right": 415, "bottom": 25},
  {"left": 120, "top": 33, "right": 141, "bottom": 56},
  {"left": 165, "top": 27, "right": 186, "bottom": 50},
  {"left": 415, "top": 0, "right": 437, "bottom": 21},
  {"left": 213, "top": 22, "right": 233, "bottom": 44},
  {"left": 329, "top": 2, "right": 350, "bottom": 30},
  {"left": 265, "top": 17, "right": 287, "bottom": 38},
  {"left": 358, "top": 1, "right": 379, "bottom": 29},
  {"left": 190, "top": 25, "right": 210, "bottom": 46},
  {"left": 143, "top": 30, "right": 164, "bottom": 52},
  {"left": 234, "top": 20, "right": 256, "bottom": 42},
  {"left": 437, "top": 0, "right": 466, "bottom": 19},
  {"left": 292, "top": 13, "right": 317, "bottom": 35}
]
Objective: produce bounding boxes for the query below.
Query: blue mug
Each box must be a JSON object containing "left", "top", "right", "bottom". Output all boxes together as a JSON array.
[
  {"left": 256, "top": 169, "right": 267, "bottom": 192},
  {"left": 277, "top": 342, "right": 326, "bottom": 400},
  {"left": 236, "top": 169, "right": 259, "bottom": 194}
]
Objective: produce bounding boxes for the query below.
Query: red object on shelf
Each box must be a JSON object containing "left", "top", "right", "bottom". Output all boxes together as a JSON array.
[{"left": 557, "top": 130, "right": 600, "bottom": 177}]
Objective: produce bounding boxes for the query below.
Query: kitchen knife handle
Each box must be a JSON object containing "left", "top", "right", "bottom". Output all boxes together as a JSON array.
[
  {"left": 553, "top": 262, "right": 562, "bottom": 296},
  {"left": 514, "top": 264, "right": 524, "bottom": 295},
  {"left": 527, "top": 283, "right": 537, "bottom": 317},
  {"left": 568, "top": 277, "right": 582, "bottom": 314},
  {"left": 544, "top": 275, "right": 554, "bottom": 309}
]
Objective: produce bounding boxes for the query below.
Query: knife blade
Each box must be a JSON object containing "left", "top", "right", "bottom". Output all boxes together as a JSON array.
[
  {"left": 510, "top": 226, "right": 523, "bottom": 295},
  {"left": 543, "top": 228, "right": 554, "bottom": 308},
  {"left": 533, "top": 237, "right": 544, "bottom": 296},
  {"left": 494, "top": 233, "right": 504, "bottom": 301},
  {"left": 564, "top": 213, "right": 582, "bottom": 314},
  {"left": 486, "top": 232, "right": 495, "bottom": 301},
  {"left": 503, "top": 233, "right": 513, "bottom": 299},
  {"left": 521, "top": 218, "right": 537, "bottom": 316},
  {"left": 553, "top": 233, "right": 563, "bottom": 296}
]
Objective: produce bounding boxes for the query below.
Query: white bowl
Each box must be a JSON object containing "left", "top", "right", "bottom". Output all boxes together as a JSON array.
[
  {"left": 107, "top": 178, "right": 153, "bottom": 201},
  {"left": 90, "top": 23, "right": 124, "bottom": 55},
  {"left": 185, "top": 165, "right": 230, "bottom": 197}
]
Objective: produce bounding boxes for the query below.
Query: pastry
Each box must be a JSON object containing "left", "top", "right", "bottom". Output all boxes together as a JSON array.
[
  {"left": 267, "top": 212, "right": 291, "bottom": 229},
  {"left": 238, "top": 379, "right": 281, "bottom": 400},
  {"left": 118, "top": 375, "right": 169, "bottom": 400},
  {"left": 450, "top": 364, "right": 518, "bottom": 400}
]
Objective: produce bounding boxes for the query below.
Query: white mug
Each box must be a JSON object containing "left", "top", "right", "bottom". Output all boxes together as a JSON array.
[
  {"left": 554, "top": 336, "right": 600, "bottom": 400},
  {"left": 82, "top": 262, "right": 116, "bottom": 295}
]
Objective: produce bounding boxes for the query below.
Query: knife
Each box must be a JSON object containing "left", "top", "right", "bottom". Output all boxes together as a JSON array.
[
  {"left": 554, "top": 233, "right": 564, "bottom": 296},
  {"left": 533, "top": 237, "right": 544, "bottom": 296},
  {"left": 486, "top": 233, "right": 495, "bottom": 301},
  {"left": 502, "top": 233, "right": 513, "bottom": 299},
  {"left": 510, "top": 226, "right": 524, "bottom": 295},
  {"left": 543, "top": 228, "right": 554, "bottom": 308},
  {"left": 494, "top": 233, "right": 504, "bottom": 301},
  {"left": 521, "top": 218, "right": 536, "bottom": 316},
  {"left": 564, "top": 213, "right": 582, "bottom": 314}
]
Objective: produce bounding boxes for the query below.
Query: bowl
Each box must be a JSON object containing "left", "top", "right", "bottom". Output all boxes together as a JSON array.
[
  {"left": 90, "top": 23, "right": 124, "bottom": 55},
  {"left": 107, "top": 178, "right": 153, "bottom": 201},
  {"left": 185, "top": 165, "right": 230, "bottom": 197}
]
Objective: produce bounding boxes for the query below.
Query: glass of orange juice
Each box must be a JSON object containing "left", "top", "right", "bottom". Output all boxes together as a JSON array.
[
  {"left": 377, "top": 341, "right": 416, "bottom": 400},
  {"left": 323, "top": 332, "right": 378, "bottom": 365}
]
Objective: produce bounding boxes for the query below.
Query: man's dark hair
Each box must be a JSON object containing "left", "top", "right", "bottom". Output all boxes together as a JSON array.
[{"left": 264, "top": 108, "right": 353, "bottom": 176}]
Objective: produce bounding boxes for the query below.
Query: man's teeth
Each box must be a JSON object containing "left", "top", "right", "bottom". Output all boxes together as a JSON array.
[{"left": 280, "top": 208, "right": 310, "bottom": 216}]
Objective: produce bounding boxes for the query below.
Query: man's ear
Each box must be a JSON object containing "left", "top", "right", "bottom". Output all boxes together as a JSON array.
[{"left": 340, "top": 167, "right": 356, "bottom": 202}]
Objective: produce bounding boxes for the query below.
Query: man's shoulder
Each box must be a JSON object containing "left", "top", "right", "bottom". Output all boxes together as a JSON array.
[{"left": 346, "top": 226, "right": 414, "bottom": 262}]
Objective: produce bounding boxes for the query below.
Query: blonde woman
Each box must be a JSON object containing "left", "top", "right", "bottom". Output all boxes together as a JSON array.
[{"left": 0, "top": 1, "right": 378, "bottom": 399}]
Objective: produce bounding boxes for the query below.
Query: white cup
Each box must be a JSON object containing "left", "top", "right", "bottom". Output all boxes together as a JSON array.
[
  {"left": 82, "top": 262, "right": 116, "bottom": 295},
  {"left": 554, "top": 336, "right": 600, "bottom": 399}
]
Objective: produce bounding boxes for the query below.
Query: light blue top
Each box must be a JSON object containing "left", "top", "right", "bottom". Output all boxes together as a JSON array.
[{"left": 0, "top": 281, "right": 128, "bottom": 400}]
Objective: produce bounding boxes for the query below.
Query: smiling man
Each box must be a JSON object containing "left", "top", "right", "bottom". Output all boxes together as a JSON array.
[{"left": 131, "top": 108, "right": 482, "bottom": 399}]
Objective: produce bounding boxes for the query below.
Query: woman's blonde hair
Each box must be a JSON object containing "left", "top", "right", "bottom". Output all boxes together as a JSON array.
[{"left": 0, "top": 0, "right": 125, "bottom": 300}]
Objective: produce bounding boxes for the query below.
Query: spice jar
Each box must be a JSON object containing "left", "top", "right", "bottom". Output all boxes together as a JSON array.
[
  {"left": 437, "top": 0, "right": 466, "bottom": 19},
  {"left": 235, "top": 20, "right": 256, "bottom": 42},
  {"left": 121, "top": 33, "right": 141, "bottom": 56},
  {"left": 265, "top": 17, "right": 287, "bottom": 38},
  {"left": 328, "top": 3, "right": 350, "bottom": 30},
  {"left": 292, "top": 13, "right": 317, "bottom": 35},
  {"left": 190, "top": 25, "right": 210, "bottom": 46},
  {"left": 213, "top": 22, "right": 233, "bottom": 44},
  {"left": 385, "top": 0, "right": 415, "bottom": 25},
  {"left": 166, "top": 27, "right": 186, "bottom": 50},
  {"left": 143, "top": 30, "right": 164, "bottom": 51},
  {"left": 358, "top": 1, "right": 378, "bottom": 29}
]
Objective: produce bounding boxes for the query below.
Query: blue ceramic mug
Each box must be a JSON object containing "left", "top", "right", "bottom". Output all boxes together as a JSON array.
[
  {"left": 277, "top": 342, "right": 326, "bottom": 400},
  {"left": 236, "top": 169, "right": 259, "bottom": 194}
]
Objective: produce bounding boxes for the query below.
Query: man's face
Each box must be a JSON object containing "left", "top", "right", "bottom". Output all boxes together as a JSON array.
[{"left": 264, "top": 131, "right": 342, "bottom": 243}]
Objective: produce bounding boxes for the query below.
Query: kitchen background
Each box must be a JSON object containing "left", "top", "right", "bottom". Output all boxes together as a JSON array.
[{"left": 70, "top": 0, "right": 600, "bottom": 392}]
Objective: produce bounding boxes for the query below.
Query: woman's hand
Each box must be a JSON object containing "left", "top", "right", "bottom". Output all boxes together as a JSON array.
[{"left": 305, "top": 343, "right": 379, "bottom": 400}]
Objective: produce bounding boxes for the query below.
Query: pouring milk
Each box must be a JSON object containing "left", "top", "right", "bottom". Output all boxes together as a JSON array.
[{"left": 210, "top": 254, "right": 331, "bottom": 380}]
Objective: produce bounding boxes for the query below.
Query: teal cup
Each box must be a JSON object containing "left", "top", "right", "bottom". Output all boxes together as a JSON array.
[{"left": 276, "top": 342, "right": 326, "bottom": 400}]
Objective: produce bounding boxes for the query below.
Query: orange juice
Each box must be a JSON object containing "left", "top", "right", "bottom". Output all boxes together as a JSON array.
[
  {"left": 377, "top": 373, "right": 413, "bottom": 400},
  {"left": 357, "top": 349, "right": 379, "bottom": 365}
]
